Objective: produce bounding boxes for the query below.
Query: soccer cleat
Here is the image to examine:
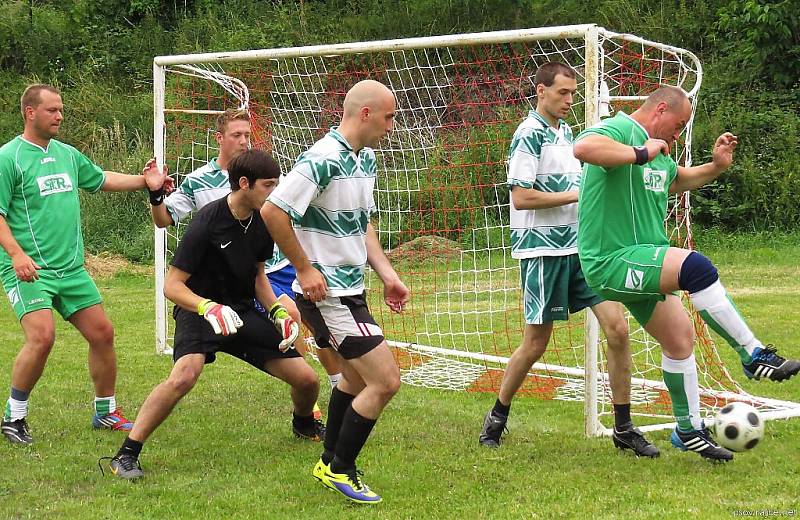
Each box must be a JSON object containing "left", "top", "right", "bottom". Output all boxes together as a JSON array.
[
  {"left": 742, "top": 346, "right": 800, "bottom": 382},
  {"left": 92, "top": 408, "right": 134, "bottom": 431},
  {"left": 1, "top": 417, "right": 33, "bottom": 445},
  {"left": 293, "top": 418, "right": 326, "bottom": 442},
  {"left": 313, "top": 402, "right": 323, "bottom": 421},
  {"left": 103, "top": 453, "right": 144, "bottom": 480},
  {"left": 478, "top": 410, "right": 508, "bottom": 448},
  {"left": 671, "top": 425, "right": 733, "bottom": 462},
  {"left": 315, "top": 462, "right": 382, "bottom": 504},
  {"left": 612, "top": 426, "right": 660, "bottom": 458}
]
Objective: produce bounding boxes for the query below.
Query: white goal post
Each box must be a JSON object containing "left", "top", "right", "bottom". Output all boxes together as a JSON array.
[{"left": 153, "top": 24, "right": 800, "bottom": 437}]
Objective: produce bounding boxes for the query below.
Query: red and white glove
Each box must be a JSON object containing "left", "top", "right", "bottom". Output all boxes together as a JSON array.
[
  {"left": 198, "top": 299, "right": 243, "bottom": 336},
  {"left": 268, "top": 302, "right": 299, "bottom": 352}
]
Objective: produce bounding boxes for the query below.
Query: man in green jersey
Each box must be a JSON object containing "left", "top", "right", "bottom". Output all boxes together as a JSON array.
[
  {"left": 575, "top": 85, "right": 800, "bottom": 462},
  {"left": 478, "top": 62, "right": 658, "bottom": 458},
  {"left": 0, "top": 84, "right": 171, "bottom": 445}
]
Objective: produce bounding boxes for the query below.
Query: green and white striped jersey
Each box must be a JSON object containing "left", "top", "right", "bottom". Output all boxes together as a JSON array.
[
  {"left": 0, "top": 136, "right": 105, "bottom": 276},
  {"left": 165, "top": 158, "right": 290, "bottom": 273},
  {"left": 507, "top": 110, "right": 581, "bottom": 259},
  {"left": 268, "top": 127, "right": 377, "bottom": 296}
]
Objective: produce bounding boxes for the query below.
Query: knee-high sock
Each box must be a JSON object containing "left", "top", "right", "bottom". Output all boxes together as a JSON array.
[
  {"left": 331, "top": 404, "right": 377, "bottom": 473},
  {"left": 323, "top": 386, "right": 356, "bottom": 462},
  {"left": 661, "top": 353, "right": 702, "bottom": 431},
  {"left": 690, "top": 280, "right": 761, "bottom": 363}
]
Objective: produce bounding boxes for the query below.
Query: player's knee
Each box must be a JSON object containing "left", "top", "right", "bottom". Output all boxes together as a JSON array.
[
  {"left": 382, "top": 372, "right": 402, "bottom": 399},
  {"left": 25, "top": 329, "right": 55, "bottom": 356},
  {"left": 678, "top": 251, "right": 719, "bottom": 293},
  {"left": 603, "top": 320, "right": 630, "bottom": 349},
  {"left": 168, "top": 366, "right": 201, "bottom": 395},
  {"left": 91, "top": 320, "right": 115, "bottom": 348},
  {"left": 294, "top": 368, "right": 320, "bottom": 394}
]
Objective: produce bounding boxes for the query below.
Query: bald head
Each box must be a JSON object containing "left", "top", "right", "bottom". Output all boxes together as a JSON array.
[
  {"left": 343, "top": 80, "right": 395, "bottom": 119},
  {"left": 642, "top": 85, "right": 690, "bottom": 114}
]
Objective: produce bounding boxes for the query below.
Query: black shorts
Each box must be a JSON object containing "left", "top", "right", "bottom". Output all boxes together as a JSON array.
[
  {"left": 172, "top": 306, "right": 301, "bottom": 372},
  {"left": 295, "top": 292, "right": 384, "bottom": 360}
]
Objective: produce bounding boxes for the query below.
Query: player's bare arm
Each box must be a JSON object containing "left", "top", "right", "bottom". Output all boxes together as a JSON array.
[
  {"left": 163, "top": 266, "right": 206, "bottom": 312},
  {"left": 102, "top": 158, "right": 174, "bottom": 193},
  {"left": 0, "top": 216, "right": 40, "bottom": 282},
  {"left": 261, "top": 201, "right": 328, "bottom": 301},
  {"left": 670, "top": 132, "right": 738, "bottom": 193},
  {"left": 365, "top": 223, "right": 409, "bottom": 313},
  {"left": 510, "top": 185, "right": 578, "bottom": 210},
  {"left": 574, "top": 134, "right": 669, "bottom": 167},
  {"left": 254, "top": 263, "right": 280, "bottom": 310}
]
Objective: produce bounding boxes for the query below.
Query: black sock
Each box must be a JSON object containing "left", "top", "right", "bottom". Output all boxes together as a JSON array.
[
  {"left": 292, "top": 412, "right": 315, "bottom": 429},
  {"left": 613, "top": 403, "right": 632, "bottom": 431},
  {"left": 117, "top": 436, "right": 143, "bottom": 458},
  {"left": 492, "top": 398, "right": 510, "bottom": 417},
  {"left": 323, "top": 386, "right": 356, "bottom": 459},
  {"left": 330, "top": 405, "right": 377, "bottom": 474}
]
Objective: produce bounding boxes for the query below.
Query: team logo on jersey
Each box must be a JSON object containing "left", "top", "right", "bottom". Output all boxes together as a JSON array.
[
  {"left": 624, "top": 267, "right": 645, "bottom": 291},
  {"left": 642, "top": 168, "right": 667, "bottom": 192},
  {"left": 37, "top": 173, "right": 73, "bottom": 196},
  {"left": 6, "top": 287, "right": 20, "bottom": 306},
  {"left": 40, "top": 157, "right": 56, "bottom": 165}
]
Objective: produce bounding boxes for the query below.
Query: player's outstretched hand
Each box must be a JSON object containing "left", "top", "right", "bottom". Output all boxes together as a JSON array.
[
  {"left": 12, "top": 252, "right": 40, "bottom": 282},
  {"left": 268, "top": 302, "right": 300, "bottom": 352},
  {"left": 198, "top": 299, "right": 243, "bottom": 336},
  {"left": 643, "top": 138, "right": 670, "bottom": 160},
  {"left": 384, "top": 278, "right": 410, "bottom": 314},
  {"left": 712, "top": 132, "right": 738, "bottom": 171},
  {"left": 142, "top": 158, "right": 171, "bottom": 192},
  {"left": 297, "top": 266, "right": 328, "bottom": 302}
]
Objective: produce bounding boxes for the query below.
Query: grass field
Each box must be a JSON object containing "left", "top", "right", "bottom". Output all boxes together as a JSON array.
[{"left": 2, "top": 231, "right": 799, "bottom": 519}]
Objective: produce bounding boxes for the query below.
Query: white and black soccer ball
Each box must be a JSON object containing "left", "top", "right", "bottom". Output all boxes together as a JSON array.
[{"left": 712, "top": 402, "right": 765, "bottom": 452}]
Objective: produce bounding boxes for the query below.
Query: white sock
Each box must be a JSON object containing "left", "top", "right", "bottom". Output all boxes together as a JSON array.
[
  {"left": 6, "top": 397, "right": 28, "bottom": 421},
  {"left": 328, "top": 373, "right": 342, "bottom": 389},
  {"left": 94, "top": 395, "right": 117, "bottom": 416},
  {"left": 689, "top": 280, "right": 761, "bottom": 361},
  {"left": 661, "top": 353, "right": 702, "bottom": 430}
]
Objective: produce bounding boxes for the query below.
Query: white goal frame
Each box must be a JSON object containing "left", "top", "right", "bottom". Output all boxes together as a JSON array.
[{"left": 153, "top": 24, "right": 800, "bottom": 437}]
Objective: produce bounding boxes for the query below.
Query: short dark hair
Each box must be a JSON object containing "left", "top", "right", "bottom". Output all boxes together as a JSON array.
[
  {"left": 228, "top": 149, "right": 280, "bottom": 191},
  {"left": 216, "top": 108, "right": 250, "bottom": 134},
  {"left": 20, "top": 84, "right": 60, "bottom": 118},
  {"left": 642, "top": 85, "right": 689, "bottom": 112},
  {"left": 533, "top": 62, "right": 576, "bottom": 88}
]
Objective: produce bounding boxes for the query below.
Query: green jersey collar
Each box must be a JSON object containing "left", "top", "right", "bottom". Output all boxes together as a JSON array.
[
  {"left": 328, "top": 127, "right": 356, "bottom": 153},
  {"left": 618, "top": 111, "right": 650, "bottom": 140},
  {"left": 529, "top": 109, "right": 566, "bottom": 131},
  {"left": 18, "top": 135, "right": 52, "bottom": 154}
]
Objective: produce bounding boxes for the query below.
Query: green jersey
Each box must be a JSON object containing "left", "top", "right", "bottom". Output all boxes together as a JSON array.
[
  {"left": 0, "top": 136, "right": 105, "bottom": 275},
  {"left": 576, "top": 112, "right": 677, "bottom": 275}
]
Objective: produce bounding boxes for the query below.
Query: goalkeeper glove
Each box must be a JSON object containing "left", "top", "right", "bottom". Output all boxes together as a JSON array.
[
  {"left": 198, "top": 299, "right": 243, "bottom": 336},
  {"left": 268, "top": 302, "right": 299, "bottom": 352}
]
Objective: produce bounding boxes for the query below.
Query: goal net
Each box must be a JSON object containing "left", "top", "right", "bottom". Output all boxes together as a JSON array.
[{"left": 153, "top": 25, "right": 800, "bottom": 435}]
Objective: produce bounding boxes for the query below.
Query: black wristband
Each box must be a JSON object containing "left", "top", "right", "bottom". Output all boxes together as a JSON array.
[
  {"left": 148, "top": 187, "right": 165, "bottom": 206},
  {"left": 633, "top": 145, "right": 649, "bottom": 166}
]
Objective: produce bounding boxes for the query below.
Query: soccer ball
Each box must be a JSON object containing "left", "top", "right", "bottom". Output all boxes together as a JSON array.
[{"left": 712, "top": 402, "right": 765, "bottom": 452}]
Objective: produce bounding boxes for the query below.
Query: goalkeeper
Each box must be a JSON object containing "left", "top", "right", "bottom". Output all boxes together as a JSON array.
[{"left": 104, "top": 149, "right": 323, "bottom": 480}]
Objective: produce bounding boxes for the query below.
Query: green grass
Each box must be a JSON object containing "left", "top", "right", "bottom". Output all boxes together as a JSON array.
[{"left": 2, "top": 234, "right": 800, "bottom": 519}]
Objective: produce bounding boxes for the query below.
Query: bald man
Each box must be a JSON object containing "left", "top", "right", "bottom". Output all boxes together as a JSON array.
[
  {"left": 574, "top": 85, "right": 800, "bottom": 462},
  {"left": 263, "top": 79, "right": 408, "bottom": 504}
]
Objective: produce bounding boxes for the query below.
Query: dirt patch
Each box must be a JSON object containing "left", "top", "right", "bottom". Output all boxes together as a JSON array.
[
  {"left": 84, "top": 252, "right": 149, "bottom": 278},
  {"left": 387, "top": 235, "right": 462, "bottom": 261}
]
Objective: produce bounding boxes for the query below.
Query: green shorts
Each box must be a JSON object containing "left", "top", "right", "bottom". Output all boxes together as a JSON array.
[
  {"left": 520, "top": 254, "right": 603, "bottom": 324},
  {"left": 2, "top": 267, "right": 102, "bottom": 320},
  {"left": 581, "top": 245, "right": 669, "bottom": 326}
]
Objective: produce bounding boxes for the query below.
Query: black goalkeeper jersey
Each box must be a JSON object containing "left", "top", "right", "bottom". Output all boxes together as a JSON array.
[{"left": 171, "top": 195, "right": 273, "bottom": 311}]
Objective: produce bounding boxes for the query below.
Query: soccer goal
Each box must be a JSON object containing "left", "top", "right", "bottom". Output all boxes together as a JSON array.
[{"left": 153, "top": 24, "right": 800, "bottom": 436}]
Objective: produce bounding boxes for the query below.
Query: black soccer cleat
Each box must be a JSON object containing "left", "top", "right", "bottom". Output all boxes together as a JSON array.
[
  {"left": 293, "top": 418, "right": 326, "bottom": 442},
  {"left": 671, "top": 425, "right": 733, "bottom": 462},
  {"left": 743, "top": 346, "right": 800, "bottom": 382},
  {"left": 478, "top": 410, "right": 508, "bottom": 448},
  {"left": 100, "top": 453, "right": 145, "bottom": 480},
  {"left": 612, "top": 426, "right": 660, "bottom": 458},
  {"left": 1, "top": 417, "right": 33, "bottom": 445}
]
